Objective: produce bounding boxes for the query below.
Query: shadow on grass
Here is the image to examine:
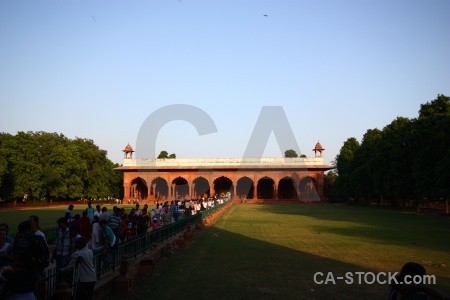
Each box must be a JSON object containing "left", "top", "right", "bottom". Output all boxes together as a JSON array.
[{"left": 145, "top": 225, "right": 449, "bottom": 300}]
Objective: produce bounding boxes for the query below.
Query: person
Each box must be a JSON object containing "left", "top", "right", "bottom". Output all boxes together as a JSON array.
[
  {"left": 195, "top": 201, "right": 201, "bottom": 214},
  {"left": 6, "top": 221, "right": 49, "bottom": 281},
  {"left": 0, "top": 224, "right": 14, "bottom": 246},
  {"left": 86, "top": 202, "right": 95, "bottom": 224},
  {"left": 94, "top": 205, "right": 102, "bottom": 219},
  {"left": 0, "top": 228, "right": 10, "bottom": 268},
  {"left": 99, "top": 207, "right": 109, "bottom": 222},
  {"left": 184, "top": 201, "right": 190, "bottom": 215},
  {"left": 151, "top": 218, "right": 159, "bottom": 231},
  {"left": 51, "top": 218, "right": 72, "bottom": 268},
  {"left": 28, "top": 215, "right": 47, "bottom": 245},
  {"left": 0, "top": 252, "right": 37, "bottom": 300},
  {"left": 171, "top": 200, "right": 180, "bottom": 222},
  {"left": 100, "top": 220, "right": 117, "bottom": 254},
  {"left": 100, "top": 220, "right": 117, "bottom": 265},
  {"left": 154, "top": 203, "right": 162, "bottom": 222},
  {"left": 64, "top": 212, "right": 74, "bottom": 225},
  {"left": 90, "top": 216, "right": 103, "bottom": 250},
  {"left": 71, "top": 214, "right": 82, "bottom": 229},
  {"left": 134, "top": 204, "right": 142, "bottom": 217},
  {"left": 59, "top": 237, "right": 96, "bottom": 300},
  {"left": 108, "top": 207, "right": 122, "bottom": 241},
  {"left": 389, "top": 262, "right": 450, "bottom": 300},
  {"left": 64, "top": 204, "right": 74, "bottom": 218},
  {"left": 126, "top": 211, "right": 137, "bottom": 240},
  {"left": 161, "top": 205, "right": 172, "bottom": 226},
  {"left": 79, "top": 211, "right": 92, "bottom": 242},
  {"left": 128, "top": 208, "right": 137, "bottom": 224},
  {"left": 119, "top": 213, "right": 128, "bottom": 242},
  {"left": 137, "top": 208, "right": 150, "bottom": 235},
  {"left": 68, "top": 225, "right": 81, "bottom": 252}
]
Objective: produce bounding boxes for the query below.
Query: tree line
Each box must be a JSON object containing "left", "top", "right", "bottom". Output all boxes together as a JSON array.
[
  {"left": 332, "top": 94, "right": 450, "bottom": 206},
  {"left": 0, "top": 131, "right": 123, "bottom": 202}
]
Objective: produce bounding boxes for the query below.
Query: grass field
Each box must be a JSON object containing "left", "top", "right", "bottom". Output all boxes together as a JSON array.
[
  {"left": 0, "top": 203, "right": 135, "bottom": 230},
  {"left": 1, "top": 203, "right": 449, "bottom": 299},
  {"left": 147, "top": 204, "right": 450, "bottom": 300}
]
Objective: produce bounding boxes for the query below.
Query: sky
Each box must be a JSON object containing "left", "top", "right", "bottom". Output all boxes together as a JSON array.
[{"left": 1, "top": 0, "right": 449, "bottom": 167}]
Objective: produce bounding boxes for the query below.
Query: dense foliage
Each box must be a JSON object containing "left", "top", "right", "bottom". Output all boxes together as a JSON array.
[
  {"left": 0, "top": 131, "right": 123, "bottom": 202},
  {"left": 284, "top": 149, "right": 298, "bottom": 158},
  {"left": 333, "top": 94, "right": 450, "bottom": 205},
  {"left": 157, "top": 150, "right": 176, "bottom": 159}
]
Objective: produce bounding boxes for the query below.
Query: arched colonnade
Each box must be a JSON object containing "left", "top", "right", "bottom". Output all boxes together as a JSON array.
[{"left": 122, "top": 169, "right": 324, "bottom": 202}]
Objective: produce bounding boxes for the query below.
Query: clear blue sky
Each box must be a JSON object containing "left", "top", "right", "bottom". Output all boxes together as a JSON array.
[{"left": 1, "top": 0, "right": 449, "bottom": 166}]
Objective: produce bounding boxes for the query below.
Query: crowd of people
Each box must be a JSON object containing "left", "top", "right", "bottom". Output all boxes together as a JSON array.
[
  {"left": 0, "top": 215, "right": 52, "bottom": 300},
  {"left": 0, "top": 197, "right": 226, "bottom": 299}
]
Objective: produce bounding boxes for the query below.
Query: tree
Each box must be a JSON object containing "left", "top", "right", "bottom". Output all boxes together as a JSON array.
[
  {"left": 0, "top": 131, "right": 123, "bottom": 201},
  {"left": 332, "top": 94, "right": 450, "bottom": 207},
  {"left": 72, "top": 138, "right": 113, "bottom": 199},
  {"left": 418, "top": 94, "right": 450, "bottom": 119},
  {"left": 351, "top": 128, "right": 383, "bottom": 204},
  {"left": 334, "top": 137, "right": 360, "bottom": 200},
  {"left": 1, "top": 132, "right": 43, "bottom": 200},
  {"left": 412, "top": 95, "right": 450, "bottom": 200},
  {"left": 323, "top": 171, "right": 337, "bottom": 201},
  {"left": 158, "top": 151, "right": 176, "bottom": 159},
  {"left": 0, "top": 133, "right": 9, "bottom": 188},
  {"left": 158, "top": 151, "right": 169, "bottom": 159},
  {"left": 284, "top": 149, "right": 298, "bottom": 158},
  {"left": 380, "top": 117, "right": 415, "bottom": 206}
]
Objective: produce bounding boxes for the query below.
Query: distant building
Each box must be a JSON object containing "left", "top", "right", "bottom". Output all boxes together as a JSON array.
[{"left": 114, "top": 142, "right": 333, "bottom": 203}]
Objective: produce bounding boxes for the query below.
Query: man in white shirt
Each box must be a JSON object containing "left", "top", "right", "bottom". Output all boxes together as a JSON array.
[
  {"left": 134, "top": 203, "right": 142, "bottom": 217},
  {"left": 94, "top": 205, "right": 102, "bottom": 219},
  {"left": 28, "top": 215, "right": 48, "bottom": 245},
  {"left": 60, "top": 236, "right": 96, "bottom": 300}
]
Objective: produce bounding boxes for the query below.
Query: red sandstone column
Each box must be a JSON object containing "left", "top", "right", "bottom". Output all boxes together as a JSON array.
[
  {"left": 125, "top": 185, "right": 131, "bottom": 202},
  {"left": 209, "top": 184, "right": 214, "bottom": 197}
]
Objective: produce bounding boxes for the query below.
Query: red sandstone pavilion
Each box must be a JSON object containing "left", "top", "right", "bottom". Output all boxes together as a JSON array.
[{"left": 114, "top": 142, "right": 333, "bottom": 203}]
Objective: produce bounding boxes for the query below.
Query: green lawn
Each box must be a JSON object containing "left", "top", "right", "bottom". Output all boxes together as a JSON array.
[
  {"left": 1, "top": 203, "right": 449, "bottom": 300},
  {"left": 148, "top": 204, "right": 450, "bottom": 300},
  {"left": 0, "top": 203, "right": 136, "bottom": 230}
]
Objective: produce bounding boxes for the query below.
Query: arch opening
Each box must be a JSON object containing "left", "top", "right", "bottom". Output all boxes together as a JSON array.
[
  {"left": 299, "top": 176, "right": 320, "bottom": 201},
  {"left": 213, "top": 176, "right": 234, "bottom": 198},
  {"left": 193, "top": 176, "right": 210, "bottom": 199},
  {"left": 130, "top": 177, "right": 148, "bottom": 200},
  {"left": 257, "top": 177, "right": 274, "bottom": 199},
  {"left": 278, "top": 177, "right": 298, "bottom": 199},
  {"left": 236, "top": 176, "right": 254, "bottom": 199},
  {"left": 172, "top": 177, "right": 189, "bottom": 200},
  {"left": 151, "top": 177, "right": 169, "bottom": 201}
]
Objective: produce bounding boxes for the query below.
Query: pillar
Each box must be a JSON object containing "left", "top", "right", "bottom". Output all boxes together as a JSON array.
[
  {"left": 209, "top": 184, "right": 214, "bottom": 198},
  {"left": 151, "top": 184, "right": 156, "bottom": 200},
  {"left": 172, "top": 184, "right": 176, "bottom": 200}
]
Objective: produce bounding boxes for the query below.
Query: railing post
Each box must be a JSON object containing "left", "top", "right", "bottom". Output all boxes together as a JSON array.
[{"left": 114, "top": 255, "right": 133, "bottom": 294}]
